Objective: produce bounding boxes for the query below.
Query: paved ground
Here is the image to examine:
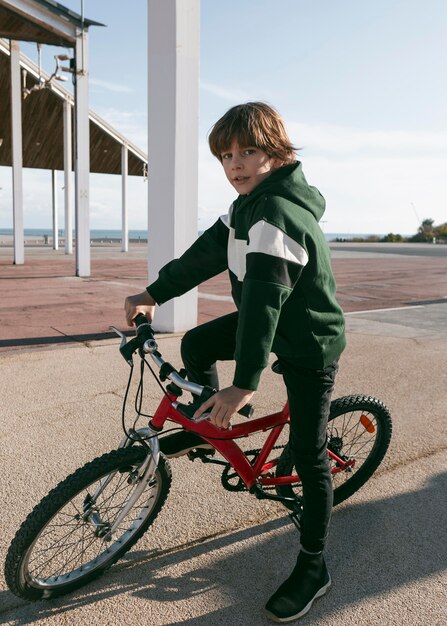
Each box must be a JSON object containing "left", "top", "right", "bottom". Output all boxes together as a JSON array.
[
  {"left": 0, "top": 242, "right": 446, "bottom": 625},
  {"left": 0, "top": 241, "right": 446, "bottom": 348}
]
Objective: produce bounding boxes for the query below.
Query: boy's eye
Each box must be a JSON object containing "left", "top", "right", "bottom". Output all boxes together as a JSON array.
[{"left": 221, "top": 148, "right": 256, "bottom": 160}]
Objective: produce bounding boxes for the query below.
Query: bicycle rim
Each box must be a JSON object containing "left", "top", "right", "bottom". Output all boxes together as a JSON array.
[
  {"left": 328, "top": 395, "right": 392, "bottom": 504},
  {"left": 275, "top": 395, "right": 392, "bottom": 509},
  {"left": 11, "top": 447, "right": 167, "bottom": 596}
]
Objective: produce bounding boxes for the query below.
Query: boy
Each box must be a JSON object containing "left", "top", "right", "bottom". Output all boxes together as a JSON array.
[{"left": 125, "top": 102, "right": 345, "bottom": 622}]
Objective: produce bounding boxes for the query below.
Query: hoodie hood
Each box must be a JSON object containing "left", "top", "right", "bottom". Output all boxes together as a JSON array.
[{"left": 235, "top": 161, "right": 326, "bottom": 223}]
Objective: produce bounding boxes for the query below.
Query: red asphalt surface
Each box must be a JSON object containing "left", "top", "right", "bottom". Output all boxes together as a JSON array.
[{"left": 1, "top": 243, "right": 446, "bottom": 349}]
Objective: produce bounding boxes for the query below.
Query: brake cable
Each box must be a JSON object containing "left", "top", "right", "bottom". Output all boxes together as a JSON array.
[{"left": 120, "top": 353, "right": 183, "bottom": 442}]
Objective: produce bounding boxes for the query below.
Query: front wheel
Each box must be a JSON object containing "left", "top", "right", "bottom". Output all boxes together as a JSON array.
[
  {"left": 5, "top": 446, "right": 171, "bottom": 600},
  {"left": 275, "top": 395, "right": 392, "bottom": 510}
]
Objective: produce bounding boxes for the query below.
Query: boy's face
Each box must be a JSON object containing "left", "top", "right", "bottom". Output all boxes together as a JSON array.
[{"left": 220, "top": 139, "right": 282, "bottom": 195}]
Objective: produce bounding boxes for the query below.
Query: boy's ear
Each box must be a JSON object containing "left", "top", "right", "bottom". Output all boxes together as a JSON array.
[{"left": 272, "top": 157, "right": 284, "bottom": 169}]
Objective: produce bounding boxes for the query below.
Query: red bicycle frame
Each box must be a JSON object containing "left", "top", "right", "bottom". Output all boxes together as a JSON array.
[{"left": 150, "top": 393, "right": 354, "bottom": 492}]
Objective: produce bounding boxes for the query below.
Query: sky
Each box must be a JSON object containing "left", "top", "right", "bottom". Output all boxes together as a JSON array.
[{"left": 0, "top": 0, "right": 446, "bottom": 235}]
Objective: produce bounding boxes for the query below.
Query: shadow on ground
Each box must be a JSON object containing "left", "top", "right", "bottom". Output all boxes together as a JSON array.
[{"left": 2, "top": 471, "right": 446, "bottom": 626}]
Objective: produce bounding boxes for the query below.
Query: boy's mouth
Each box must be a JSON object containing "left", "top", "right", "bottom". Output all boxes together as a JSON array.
[{"left": 233, "top": 176, "right": 249, "bottom": 183}]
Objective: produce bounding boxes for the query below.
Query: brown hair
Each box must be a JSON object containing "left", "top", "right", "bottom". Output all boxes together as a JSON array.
[{"left": 208, "top": 102, "right": 296, "bottom": 164}]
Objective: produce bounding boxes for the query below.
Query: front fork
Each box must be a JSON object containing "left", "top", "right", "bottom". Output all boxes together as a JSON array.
[{"left": 83, "top": 427, "right": 160, "bottom": 540}]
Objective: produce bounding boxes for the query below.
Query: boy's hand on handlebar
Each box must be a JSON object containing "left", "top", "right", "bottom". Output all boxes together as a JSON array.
[
  {"left": 194, "top": 385, "right": 254, "bottom": 430},
  {"left": 124, "top": 291, "right": 156, "bottom": 327}
]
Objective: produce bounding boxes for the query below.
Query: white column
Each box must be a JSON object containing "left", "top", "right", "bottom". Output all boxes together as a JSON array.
[
  {"left": 147, "top": 0, "right": 200, "bottom": 332},
  {"left": 10, "top": 40, "right": 24, "bottom": 265},
  {"left": 74, "top": 28, "right": 90, "bottom": 276},
  {"left": 51, "top": 170, "right": 59, "bottom": 250},
  {"left": 121, "top": 144, "right": 128, "bottom": 252},
  {"left": 63, "top": 99, "right": 73, "bottom": 254}
]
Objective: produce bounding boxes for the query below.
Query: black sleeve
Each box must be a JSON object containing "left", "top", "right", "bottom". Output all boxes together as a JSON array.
[{"left": 148, "top": 218, "right": 229, "bottom": 304}]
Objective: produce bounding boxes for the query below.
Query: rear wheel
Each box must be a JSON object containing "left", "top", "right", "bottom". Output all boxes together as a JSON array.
[
  {"left": 5, "top": 446, "right": 171, "bottom": 600},
  {"left": 275, "top": 395, "right": 392, "bottom": 510}
]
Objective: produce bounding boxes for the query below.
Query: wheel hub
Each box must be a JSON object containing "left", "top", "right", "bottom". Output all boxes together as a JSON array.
[{"left": 328, "top": 436, "right": 343, "bottom": 456}]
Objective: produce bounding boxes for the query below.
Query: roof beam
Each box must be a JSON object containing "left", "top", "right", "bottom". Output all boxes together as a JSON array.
[{"left": 0, "top": 38, "right": 148, "bottom": 173}]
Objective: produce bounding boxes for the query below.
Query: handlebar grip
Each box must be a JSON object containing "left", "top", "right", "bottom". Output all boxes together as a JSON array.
[
  {"left": 134, "top": 313, "right": 148, "bottom": 327},
  {"left": 133, "top": 313, "right": 155, "bottom": 348}
]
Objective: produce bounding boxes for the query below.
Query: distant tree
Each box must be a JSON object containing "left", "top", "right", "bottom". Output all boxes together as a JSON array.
[
  {"left": 433, "top": 222, "right": 447, "bottom": 242},
  {"left": 410, "top": 218, "right": 435, "bottom": 242},
  {"left": 382, "top": 233, "right": 403, "bottom": 242},
  {"left": 420, "top": 218, "right": 435, "bottom": 238}
]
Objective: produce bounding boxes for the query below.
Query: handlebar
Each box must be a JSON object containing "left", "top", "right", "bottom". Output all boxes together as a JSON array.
[
  {"left": 110, "top": 314, "right": 254, "bottom": 420},
  {"left": 111, "top": 314, "right": 206, "bottom": 397}
]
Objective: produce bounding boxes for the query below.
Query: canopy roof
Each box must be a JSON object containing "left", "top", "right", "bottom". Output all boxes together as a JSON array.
[
  {"left": 0, "top": 1, "right": 147, "bottom": 176},
  {"left": 0, "top": 0, "right": 103, "bottom": 47},
  {"left": 0, "top": 39, "right": 148, "bottom": 176}
]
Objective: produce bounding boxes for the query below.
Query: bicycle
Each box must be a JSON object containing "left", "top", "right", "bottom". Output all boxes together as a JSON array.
[{"left": 5, "top": 314, "right": 392, "bottom": 601}]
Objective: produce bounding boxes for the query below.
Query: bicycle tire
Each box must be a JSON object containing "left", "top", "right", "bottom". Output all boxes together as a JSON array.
[
  {"left": 275, "top": 395, "right": 392, "bottom": 510},
  {"left": 5, "top": 446, "right": 172, "bottom": 600}
]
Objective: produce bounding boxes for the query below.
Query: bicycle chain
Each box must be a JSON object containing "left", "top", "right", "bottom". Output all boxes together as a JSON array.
[{"left": 220, "top": 444, "right": 287, "bottom": 492}]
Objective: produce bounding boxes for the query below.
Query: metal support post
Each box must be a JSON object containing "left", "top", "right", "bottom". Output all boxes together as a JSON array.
[
  {"left": 52, "top": 170, "right": 59, "bottom": 250},
  {"left": 10, "top": 40, "right": 24, "bottom": 265},
  {"left": 63, "top": 99, "right": 73, "bottom": 254},
  {"left": 121, "top": 144, "right": 128, "bottom": 252},
  {"left": 74, "top": 27, "right": 90, "bottom": 276}
]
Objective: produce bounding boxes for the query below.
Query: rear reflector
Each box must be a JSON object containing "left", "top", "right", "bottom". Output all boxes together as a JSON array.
[{"left": 360, "top": 414, "right": 375, "bottom": 433}]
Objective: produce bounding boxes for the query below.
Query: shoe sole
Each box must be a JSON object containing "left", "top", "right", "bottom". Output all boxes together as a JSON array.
[{"left": 264, "top": 577, "right": 332, "bottom": 623}]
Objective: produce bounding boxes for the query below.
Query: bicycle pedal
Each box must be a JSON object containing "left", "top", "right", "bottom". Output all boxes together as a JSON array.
[
  {"left": 187, "top": 448, "right": 216, "bottom": 461},
  {"left": 260, "top": 470, "right": 274, "bottom": 479}
]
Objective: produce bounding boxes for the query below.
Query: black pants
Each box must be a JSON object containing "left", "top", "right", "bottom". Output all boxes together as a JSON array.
[{"left": 181, "top": 311, "right": 338, "bottom": 553}]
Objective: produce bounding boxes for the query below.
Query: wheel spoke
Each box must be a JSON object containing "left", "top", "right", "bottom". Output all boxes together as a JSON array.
[
  {"left": 30, "top": 522, "right": 95, "bottom": 578},
  {"left": 6, "top": 448, "right": 171, "bottom": 600},
  {"left": 29, "top": 524, "right": 84, "bottom": 565}
]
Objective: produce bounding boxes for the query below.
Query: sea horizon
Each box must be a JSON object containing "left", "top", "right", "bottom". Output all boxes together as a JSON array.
[{"left": 0, "top": 228, "right": 402, "bottom": 242}]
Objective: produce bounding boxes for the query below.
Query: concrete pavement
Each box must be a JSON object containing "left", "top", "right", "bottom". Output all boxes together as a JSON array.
[
  {"left": 0, "top": 243, "right": 446, "bottom": 625},
  {"left": 1, "top": 241, "right": 446, "bottom": 348}
]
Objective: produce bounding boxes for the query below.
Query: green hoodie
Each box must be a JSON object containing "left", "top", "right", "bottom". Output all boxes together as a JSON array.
[{"left": 148, "top": 162, "right": 346, "bottom": 390}]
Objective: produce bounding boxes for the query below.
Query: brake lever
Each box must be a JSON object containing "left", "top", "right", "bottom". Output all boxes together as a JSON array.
[
  {"left": 110, "top": 326, "right": 127, "bottom": 351},
  {"left": 110, "top": 326, "right": 138, "bottom": 366}
]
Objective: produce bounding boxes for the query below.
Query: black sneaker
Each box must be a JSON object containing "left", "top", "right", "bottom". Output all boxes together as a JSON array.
[
  {"left": 159, "top": 431, "right": 214, "bottom": 458},
  {"left": 264, "top": 551, "right": 331, "bottom": 622}
]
